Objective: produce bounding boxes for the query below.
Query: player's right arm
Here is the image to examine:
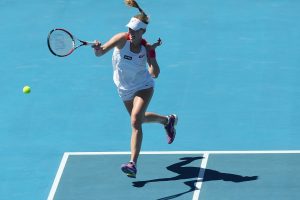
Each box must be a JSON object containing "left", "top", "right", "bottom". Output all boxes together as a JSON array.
[{"left": 92, "top": 32, "right": 127, "bottom": 57}]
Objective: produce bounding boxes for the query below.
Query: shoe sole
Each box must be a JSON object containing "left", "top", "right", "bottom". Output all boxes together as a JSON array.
[
  {"left": 126, "top": 173, "right": 136, "bottom": 178},
  {"left": 121, "top": 168, "right": 136, "bottom": 178}
]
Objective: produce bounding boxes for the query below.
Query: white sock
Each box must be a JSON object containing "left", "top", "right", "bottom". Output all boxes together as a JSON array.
[
  {"left": 129, "top": 160, "right": 136, "bottom": 165},
  {"left": 166, "top": 115, "right": 170, "bottom": 125}
]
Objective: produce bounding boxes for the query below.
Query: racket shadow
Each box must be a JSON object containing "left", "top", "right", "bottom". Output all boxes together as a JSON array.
[{"left": 132, "top": 156, "right": 258, "bottom": 200}]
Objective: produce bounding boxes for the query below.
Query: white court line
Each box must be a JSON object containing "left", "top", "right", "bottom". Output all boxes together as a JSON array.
[
  {"left": 67, "top": 150, "right": 300, "bottom": 155},
  {"left": 47, "top": 150, "right": 300, "bottom": 200},
  {"left": 47, "top": 153, "right": 70, "bottom": 200},
  {"left": 192, "top": 152, "right": 209, "bottom": 200}
]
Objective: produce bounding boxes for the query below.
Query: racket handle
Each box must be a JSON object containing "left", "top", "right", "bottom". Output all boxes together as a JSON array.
[
  {"left": 79, "top": 39, "right": 95, "bottom": 45},
  {"left": 86, "top": 41, "right": 96, "bottom": 45},
  {"left": 83, "top": 41, "right": 96, "bottom": 45}
]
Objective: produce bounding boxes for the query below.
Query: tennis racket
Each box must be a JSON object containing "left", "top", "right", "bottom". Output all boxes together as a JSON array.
[{"left": 47, "top": 28, "right": 94, "bottom": 57}]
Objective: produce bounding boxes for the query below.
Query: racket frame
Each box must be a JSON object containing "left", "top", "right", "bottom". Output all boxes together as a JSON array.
[{"left": 47, "top": 28, "right": 94, "bottom": 57}]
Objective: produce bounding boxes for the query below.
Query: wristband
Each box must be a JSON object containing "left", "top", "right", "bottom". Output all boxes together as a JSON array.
[{"left": 148, "top": 49, "right": 156, "bottom": 58}]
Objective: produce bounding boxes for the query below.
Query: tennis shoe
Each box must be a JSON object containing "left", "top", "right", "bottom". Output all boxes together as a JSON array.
[
  {"left": 121, "top": 162, "right": 137, "bottom": 178},
  {"left": 164, "top": 114, "right": 178, "bottom": 144}
]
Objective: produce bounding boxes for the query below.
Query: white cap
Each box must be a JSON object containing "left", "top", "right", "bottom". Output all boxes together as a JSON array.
[{"left": 126, "top": 17, "right": 147, "bottom": 31}]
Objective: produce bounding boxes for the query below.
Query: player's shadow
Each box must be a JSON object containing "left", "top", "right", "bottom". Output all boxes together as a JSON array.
[{"left": 132, "top": 156, "right": 258, "bottom": 200}]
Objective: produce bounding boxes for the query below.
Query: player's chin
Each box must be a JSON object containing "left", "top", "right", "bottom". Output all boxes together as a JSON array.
[{"left": 131, "top": 38, "right": 142, "bottom": 45}]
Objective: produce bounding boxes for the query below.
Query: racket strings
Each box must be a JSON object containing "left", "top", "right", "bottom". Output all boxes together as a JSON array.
[{"left": 48, "top": 30, "right": 74, "bottom": 56}]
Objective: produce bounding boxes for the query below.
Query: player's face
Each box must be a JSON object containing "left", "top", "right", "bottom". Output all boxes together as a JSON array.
[{"left": 128, "top": 28, "right": 145, "bottom": 44}]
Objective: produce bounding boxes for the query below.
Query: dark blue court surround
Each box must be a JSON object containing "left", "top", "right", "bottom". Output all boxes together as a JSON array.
[{"left": 49, "top": 152, "right": 300, "bottom": 200}]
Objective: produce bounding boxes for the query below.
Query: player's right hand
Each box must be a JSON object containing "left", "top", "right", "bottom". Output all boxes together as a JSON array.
[{"left": 92, "top": 40, "right": 101, "bottom": 50}]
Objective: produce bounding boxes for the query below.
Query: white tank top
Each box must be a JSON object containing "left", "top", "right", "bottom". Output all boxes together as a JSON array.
[{"left": 112, "top": 40, "right": 154, "bottom": 91}]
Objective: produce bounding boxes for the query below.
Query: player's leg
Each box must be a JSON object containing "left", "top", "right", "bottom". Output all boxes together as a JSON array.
[
  {"left": 143, "top": 112, "right": 168, "bottom": 124},
  {"left": 143, "top": 112, "right": 178, "bottom": 144},
  {"left": 123, "top": 89, "right": 178, "bottom": 145},
  {"left": 123, "top": 100, "right": 167, "bottom": 125},
  {"left": 129, "top": 88, "right": 153, "bottom": 163},
  {"left": 121, "top": 87, "right": 153, "bottom": 177}
]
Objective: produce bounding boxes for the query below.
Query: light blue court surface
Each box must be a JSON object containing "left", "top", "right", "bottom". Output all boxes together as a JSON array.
[{"left": 1, "top": 0, "right": 300, "bottom": 200}]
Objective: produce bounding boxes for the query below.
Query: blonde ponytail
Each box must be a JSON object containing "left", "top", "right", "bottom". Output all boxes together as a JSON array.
[{"left": 124, "top": 0, "right": 149, "bottom": 24}]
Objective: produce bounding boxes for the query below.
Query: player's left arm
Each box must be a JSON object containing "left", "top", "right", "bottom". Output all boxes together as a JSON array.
[{"left": 146, "top": 38, "right": 162, "bottom": 78}]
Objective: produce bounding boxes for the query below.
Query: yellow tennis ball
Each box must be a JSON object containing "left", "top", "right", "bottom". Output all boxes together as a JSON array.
[{"left": 23, "top": 86, "right": 31, "bottom": 94}]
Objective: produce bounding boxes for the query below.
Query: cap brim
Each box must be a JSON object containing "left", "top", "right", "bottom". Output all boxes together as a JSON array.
[{"left": 126, "top": 17, "right": 147, "bottom": 31}]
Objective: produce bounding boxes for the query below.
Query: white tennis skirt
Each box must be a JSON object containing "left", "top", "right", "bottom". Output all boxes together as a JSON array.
[{"left": 117, "top": 81, "right": 154, "bottom": 101}]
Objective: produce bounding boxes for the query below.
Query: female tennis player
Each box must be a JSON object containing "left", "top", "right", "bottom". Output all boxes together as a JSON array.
[{"left": 92, "top": 0, "right": 178, "bottom": 178}]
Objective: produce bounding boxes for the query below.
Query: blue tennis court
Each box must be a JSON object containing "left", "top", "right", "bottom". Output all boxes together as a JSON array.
[
  {"left": 48, "top": 151, "right": 300, "bottom": 200},
  {"left": 1, "top": 0, "right": 300, "bottom": 199}
]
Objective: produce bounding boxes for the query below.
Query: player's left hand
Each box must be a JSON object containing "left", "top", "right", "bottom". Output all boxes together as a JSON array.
[{"left": 152, "top": 38, "right": 162, "bottom": 49}]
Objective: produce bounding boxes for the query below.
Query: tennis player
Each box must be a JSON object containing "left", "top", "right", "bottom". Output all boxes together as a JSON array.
[{"left": 92, "top": 0, "right": 178, "bottom": 178}]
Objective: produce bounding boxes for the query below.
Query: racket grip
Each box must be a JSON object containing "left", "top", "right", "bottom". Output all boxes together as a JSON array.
[
  {"left": 84, "top": 41, "right": 96, "bottom": 45},
  {"left": 86, "top": 41, "right": 96, "bottom": 45},
  {"left": 79, "top": 39, "right": 95, "bottom": 45}
]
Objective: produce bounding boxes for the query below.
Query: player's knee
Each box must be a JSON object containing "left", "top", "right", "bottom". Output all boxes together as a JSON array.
[{"left": 131, "top": 115, "right": 142, "bottom": 130}]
